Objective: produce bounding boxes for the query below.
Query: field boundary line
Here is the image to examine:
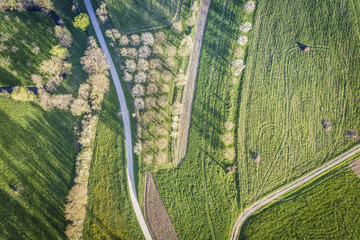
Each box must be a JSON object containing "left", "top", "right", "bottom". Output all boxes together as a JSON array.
[
  {"left": 176, "top": 0, "right": 211, "bottom": 164},
  {"left": 230, "top": 144, "right": 360, "bottom": 240}
]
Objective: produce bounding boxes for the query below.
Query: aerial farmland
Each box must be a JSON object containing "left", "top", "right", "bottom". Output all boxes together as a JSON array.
[{"left": 1, "top": 0, "right": 360, "bottom": 239}]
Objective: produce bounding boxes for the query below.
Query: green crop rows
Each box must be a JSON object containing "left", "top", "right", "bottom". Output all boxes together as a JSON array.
[{"left": 240, "top": 162, "right": 360, "bottom": 239}]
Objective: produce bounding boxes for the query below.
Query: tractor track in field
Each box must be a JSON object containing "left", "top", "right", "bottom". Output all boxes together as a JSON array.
[{"left": 230, "top": 145, "right": 360, "bottom": 240}]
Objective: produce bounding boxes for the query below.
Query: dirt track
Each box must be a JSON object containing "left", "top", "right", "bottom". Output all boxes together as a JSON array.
[
  {"left": 230, "top": 145, "right": 360, "bottom": 240},
  {"left": 176, "top": 0, "right": 211, "bottom": 163}
]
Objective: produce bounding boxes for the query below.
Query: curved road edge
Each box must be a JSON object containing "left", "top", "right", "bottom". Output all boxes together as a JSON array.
[
  {"left": 84, "top": 0, "right": 152, "bottom": 239},
  {"left": 230, "top": 145, "right": 360, "bottom": 240}
]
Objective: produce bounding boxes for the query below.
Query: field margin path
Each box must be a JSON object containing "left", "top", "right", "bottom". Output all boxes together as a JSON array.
[
  {"left": 230, "top": 145, "right": 360, "bottom": 240},
  {"left": 176, "top": 0, "right": 211, "bottom": 164},
  {"left": 84, "top": 0, "right": 152, "bottom": 239}
]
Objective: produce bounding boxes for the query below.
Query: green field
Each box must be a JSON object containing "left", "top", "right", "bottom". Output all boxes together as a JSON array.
[
  {"left": 0, "top": 12, "right": 57, "bottom": 86},
  {"left": 237, "top": 0, "right": 360, "bottom": 208},
  {"left": 105, "top": 0, "right": 179, "bottom": 33},
  {"left": 0, "top": 97, "right": 76, "bottom": 239},
  {"left": 0, "top": 1, "right": 90, "bottom": 238},
  {"left": 84, "top": 84, "right": 144, "bottom": 240},
  {"left": 240, "top": 162, "right": 360, "bottom": 239},
  {"left": 152, "top": 0, "right": 245, "bottom": 238}
]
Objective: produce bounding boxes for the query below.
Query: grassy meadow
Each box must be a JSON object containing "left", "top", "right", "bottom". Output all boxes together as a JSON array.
[
  {"left": 152, "top": 0, "right": 246, "bottom": 238},
  {"left": 105, "top": 0, "right": 179, "bottom": 33},
  {"left": 0, "top": 1, "right": 89, "bottom": 238},
  {"left": 84, "top": 85, "right": 144, "bottom": 240},
  {"left": 240, "top": 159, "right": 360, "bottom": 239},
  {"left": 237, "top": 0, "right": 360, "bottom": 208},
  {"left": 0, "top": 12, "right": 57, "bottom": 86},
  {"left": 0, "top": 98, "right": 76, "bottom": 239}
]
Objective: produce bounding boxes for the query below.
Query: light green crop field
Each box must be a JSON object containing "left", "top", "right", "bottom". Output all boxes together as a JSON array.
[
  {"left": 84, "top": 84, "right": 144, "bottom": 240},
  {"left": 0, "top": 98, "right": 76, "bottom": 239},
  {"left": 105, "top": 0, "right": 179, "bottom": 33},
  {"left": 237, "top": 0, "right": 360, "bottom": 208},
  {"left": 0, "top": 12, "right": 57, "bottom": 86},
  {"left": 240, "top": 162, "right": 360, "bottom": 239}
]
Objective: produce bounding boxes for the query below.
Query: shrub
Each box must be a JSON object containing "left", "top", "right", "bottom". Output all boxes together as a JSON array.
[
  {"left": 54, "top": 26, "right": 73, "bottom": 48},
  {"left": 171, "top": 21, "right": 183, "bottom": 34},
  {"left": 10, "top": 87, "right": 36, "bottom": 102},
  {"left": 138, "top": 46, "right": 151, "bottom": 59},
  {"left": 130, "top": 34, "right": 141, "bottom": 46},
  {"left": 127, "top": 48, "right": 138, "bottom": 59},
  {"left": 141, "top": 32, "right": 154, "bottom": 46},
  {"left": 224, "top": 121, "right": 234, "bottom": 130},
  {"left": 239, "top": 22, "right": 252, "bottom": 32},
  {"left": 50, "top": 45, "right": 68, "bottom": 59},
  {"left": 132, "top": 84, "right": 144, "bottom": 97},
  {"left": 81, "top": 45, "right": 108, "bottom": 74},
  {"left": 134, "top": 72, "right": 146, "bottom": 83},
  {"left": 134, "top": 98, "right": 145, "bottom": 110},
  {"left": 155, "top": 31, "right": 167, "bottom": 43},
  {"left": 137, "top": 58, "right": 149, "bottom": 71},
  {"left": 146, "top": 83, "right": 158, "bottom": 95},
  {"left": 119, "top": 35, "right": 129, "bottom": 46},
  {"left": 231, "top": 59, "right": 246, "bottom": 76},
  {"left": 96, "top": 2, "right": 108, "bottom": 24},
  {"left": 0, "top": 56, "right": 11, "bottom": 67},
  {"left": 73, "top": 13, "right": 90, "bottom": 31},
  {"left": 152, "top": 45, "right": 163, "bottom": 56},
  {"left": 125, "top": 59, "right": 136, "bottom": 73},
  {"left": 133, "top": 142, "right": 142, "bottom": 155},
  {"left": 237, "top": 35, "right": 248, "bottom": 46},
  {"left": 244, "top": 1, "right": 256, "bottom": 14},
  {"left": 224, "top": 148, "right": 235, "bottom": 160},
  {"left": 123, "top": 71, "right": 133, "bottom": 82},
  {"left": 149, "top": 58, "right": 162, "bottom": 69}
]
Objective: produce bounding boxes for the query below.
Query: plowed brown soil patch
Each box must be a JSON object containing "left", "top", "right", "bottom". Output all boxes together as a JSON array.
[
  {"left": 145, "top": 173, "right": 178, "bottom": 240},
  {"left": 350, "top": 158, "right": 360, "bottom": 178}
]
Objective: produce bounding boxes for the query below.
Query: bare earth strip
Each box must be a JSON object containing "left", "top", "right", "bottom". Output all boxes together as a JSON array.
[
  {"left": 176, "top": 0, "right": 211, "bottom": 163},
  {"left": 145, "top": 174, "right": 178, "bottom": 240},
  {"left": 230, "top": 145, "right": 360, "bottom": 240}
]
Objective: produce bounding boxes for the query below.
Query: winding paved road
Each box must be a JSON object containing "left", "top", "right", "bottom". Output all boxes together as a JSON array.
[
  {"left": 84, "top": 0, "right": 152, "bottom": 239},
  {"left": 230, "top": 145, "right": 360, "bottom": 240}
]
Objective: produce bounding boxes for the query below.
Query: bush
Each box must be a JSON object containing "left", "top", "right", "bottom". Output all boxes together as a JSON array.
[
  {"left": 73, "top": 13, "right": 90, "bottom": 31},
  {"left": 10, "top": 87, "right": 36, "bottom": 102}
]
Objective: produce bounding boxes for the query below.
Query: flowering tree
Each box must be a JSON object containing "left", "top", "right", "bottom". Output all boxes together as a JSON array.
[
  {"left": 138, "top": 46, "right": 151, "bottom": 59},
  {"left": 141, "top": 32, "right": 154, "bottom": 45},
  {"left": 244, "top": 1, "right": 256, "bottom": 14},
  {"left": 134, "top": 72, "right": 146, "bottom": 83},
  {"left": 237, "top": 35, "right": 248, "bottom": 46},
  {"left": 239, "top": 22, "right": 252, "bottom": 32}
]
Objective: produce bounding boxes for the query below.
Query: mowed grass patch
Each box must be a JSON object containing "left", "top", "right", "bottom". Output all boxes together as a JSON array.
[
  {"left": 240, "top": 162, "right": 360, "bottom": 239},
  {"left": 0, "top": 12, "right": 57, "bottom": 86},
  {"left": 84, "top": 84, "right": 144, "bottom": 240},
  {"left": 0, "top": 97, "right": 76, "bottom": 239},
  {"left": 237, "top": 0, "right": 360, "bottom": 208},
  {"left": 153, "top": 0, "right": 245, "bottom": 239},
  {"left": 105, "top": 0, "right": 179, "bottom": 33}
]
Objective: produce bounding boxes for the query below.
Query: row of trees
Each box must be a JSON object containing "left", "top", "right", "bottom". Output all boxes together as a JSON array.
[{"left": 65, "top": 37, "right": 109, "bottom": 240}]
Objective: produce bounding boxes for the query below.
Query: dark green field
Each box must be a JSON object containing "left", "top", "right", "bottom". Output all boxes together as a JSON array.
[
  {"left": 84, "top": 84, "right": 144, "bottom": 240},
  {"left": 0, "top": 98, "right": 76, "bottom": 239},
  {"left": 105, "top": 0, "right": 179, "bottom": 33},
  {"left": 0, "top": 12, "right": 56, "bottom": 86},
  {"left": 240, "top": 161, "right": 360, "bottom": 239}
]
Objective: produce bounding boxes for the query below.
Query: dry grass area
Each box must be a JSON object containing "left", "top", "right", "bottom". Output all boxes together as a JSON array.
[
  {"left": 145, "top": 173, "right": 178, "bottom": 240},
  {"left": 350, "top": 158, "right": 360, "bottom": 178}
]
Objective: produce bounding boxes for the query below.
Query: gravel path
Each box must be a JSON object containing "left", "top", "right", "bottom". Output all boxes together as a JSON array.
[
  {"left": 230, "top": 145, "right": 360, "bottom": 240},
  {"left": 84, "top": 0, "right": 152, "bottom": 239},
  {"left": 176, "top": 0, "right": 211, "bottom": 163}
]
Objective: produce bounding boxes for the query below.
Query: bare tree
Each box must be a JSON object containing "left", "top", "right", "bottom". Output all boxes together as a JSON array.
[{"left": 54, "top": 26, "right": 73, "bottom": 48}]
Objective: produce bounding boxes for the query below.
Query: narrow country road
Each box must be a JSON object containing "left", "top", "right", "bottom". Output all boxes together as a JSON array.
[
  {"left": 230, "top": 145, "right": 360, "bottom": 240},
  {"left": 84, "top": 0, "right": 152, "bottom": 239}
]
